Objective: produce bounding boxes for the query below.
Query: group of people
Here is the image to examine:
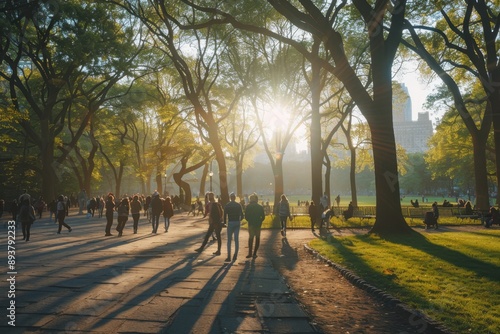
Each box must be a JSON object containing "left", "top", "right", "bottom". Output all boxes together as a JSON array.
[
  {"left": 6, "top": 190, "right": 73, "bottom": 241},
  {"left": 103, "top": 191, "right": 175, "bottom": 236},
  {"left": 194, "top": 191, "right": 268, "bottom": 262}
]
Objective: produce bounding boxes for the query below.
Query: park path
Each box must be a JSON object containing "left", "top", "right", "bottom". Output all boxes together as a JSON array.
[
  {"left": 0, "top": 210, "right": 319, "bottom": 333},
  {"left": 0, "top": 209, "right": 463, "bottom": 333}
]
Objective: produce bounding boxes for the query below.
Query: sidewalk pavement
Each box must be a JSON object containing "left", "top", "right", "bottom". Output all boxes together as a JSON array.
[{"left": 1, "top": 210, "right": 318, "bottom": 333}]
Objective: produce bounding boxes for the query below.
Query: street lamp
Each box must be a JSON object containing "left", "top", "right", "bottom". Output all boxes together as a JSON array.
[
  {"left": 209, "top": 170, "right": 214, "bottom": 192},
  {"left": 164, "top": 172, "right": 167, "bottom": 196}
]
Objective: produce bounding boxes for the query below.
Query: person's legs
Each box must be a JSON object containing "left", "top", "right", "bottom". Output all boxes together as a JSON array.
[
  {"left": 253, "top": 229, "right": 261, "bottom": 258},
  {"left": 152, "top": 214, "right": 160, "bottom": 233},
  {"left": 57, "top": 214, "right": 64, "bottom": 233},
  {"left": 232, "top": 222, "right": 240, "bottom": 261},
  {"left": 117, "top": 217, "right": 126, "bottom": 236},
  {"left": 62, "top": 221, "right": 72, "bottom": 231},
  {"left": 225, "top": 222, "right": 235, "bottom": 261},
  {"left": 280, "top": 216, "right": 288, "bottom": 236},
  {"left": 105, "top": 213, "right": 113, "bottom": 235},
  {"left": 164, "top": 216, "right": 170, "bottom": 232},
  {"left": 247, "top": 225, "right": 255, "bottom": 258},
  {"left": 25, "top": 223, "right": 31, "bottom": 241},
  {"left": 132, "top": 213, "right": 139, "bottom": 233},
  {"left": 22, "top": 222, "right": 27, "bottom": 240},
  {"left": 196, "top": 224, "right": 215, "bottom": 252},
  {"left": 214, "top": 224, "right": 222, "bottom": 255}
]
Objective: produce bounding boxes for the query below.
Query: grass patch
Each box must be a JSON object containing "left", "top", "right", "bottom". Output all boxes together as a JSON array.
[{"left": 309, "top": 229, "right": 500, "bottom": 334}]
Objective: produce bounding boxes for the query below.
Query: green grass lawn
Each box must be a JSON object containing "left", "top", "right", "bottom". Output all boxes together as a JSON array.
[{"left": 308, "top": 229, "right": 500, "bottom": 334}]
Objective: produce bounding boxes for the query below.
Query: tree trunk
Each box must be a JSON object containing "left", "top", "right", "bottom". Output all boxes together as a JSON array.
[
  {"left": 199, "top": 163, "right": 209, "bottom": 197},
  {"left": 323, "top": 156, "right": 331, "bottom": 208},
  {"left": 273, "top": 155, "right": 284, "bottom": 214},
  {"left": 309, "top": 54, "right": 323, "bottom": 225},
  {"left": 366, "top": 106, "right": 411, "bottom": 234},
  {"left": 155, "top": 166, "right": 163, "bottom": 196},
  {"left": 491, "top": 90, "right": 500, "bottom": 205},
  {"left": 471, "top": 135, "right": 490, "bottom": 210},
  {"left": 173, "top": 172, "right": 192, "bottom": 207},
  {"left": 236, "top": 157, "right": 243, "bottom": 198},
  {"left": 349, "top": 146, "right": 358, "bottom": 207}
]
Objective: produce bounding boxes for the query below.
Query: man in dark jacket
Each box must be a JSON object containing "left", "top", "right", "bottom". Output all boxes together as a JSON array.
[
  {"left": 150, "top": 191, "right": 163, "bottom": 234},
  {"left": 195, "top": 192, "right": 223, "bottom": 255},
  {"left": 223, "top": 193, "right": 244, "bottom": 262}
]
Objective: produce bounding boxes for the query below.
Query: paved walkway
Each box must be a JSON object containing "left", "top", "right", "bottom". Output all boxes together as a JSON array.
[{"left": 1, "top": 210, "right": 318, "bottom": 333}]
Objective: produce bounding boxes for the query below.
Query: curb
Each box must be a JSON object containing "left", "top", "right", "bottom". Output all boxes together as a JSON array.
[{"left": 303, "top": 244, "right": 455, "bottom": 334}]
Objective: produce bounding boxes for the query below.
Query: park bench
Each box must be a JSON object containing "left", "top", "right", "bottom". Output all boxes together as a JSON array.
[
  {"left": 451, "top": 207, "right": 482, "bottom": 221},
  {"left": 406, "top": 207, "right": 428, "bottom": 223},
  {"left": 351, "top": 208, "right": 376, "bottom": 222}
]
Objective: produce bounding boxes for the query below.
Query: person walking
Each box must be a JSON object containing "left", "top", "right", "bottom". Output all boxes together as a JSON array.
[
  {"left": 56, "top": 195, "right": 72, "bottom": 234},
  {"left": 432, "top": 201, "right": 439, "bottom": 230},
  {"left": 195, "top": 192, "right": 223, "bottom": 255},
  {"left": 35, "top": 196, "right": 45, "bottom": 219},
  {"left": 309, "top": 200, "right": 317, "bottom": 232},
  {"left": 104, "top": 193, "right": 116, "bottom": 236},
  {"left": 48, "top": 199, "right": 57, "bottom": 222},
  {"left": 11, "top": 199, "right": 18, "bottom": 222},
  {"left": 150, "top": 191, "right": 163, "bottom": 234},
  {"left": 245, "top": 193, "right": 265, "bottom": 259},
  {"left": 18, "top": 198, "right": 36, "bottom": 241},
  {"left": 223, "top": 193, "right": 244, "bottom": 262},
  {"left": 278, "top": 194, "right": 292, "bottom": 237},
  {"left": 130, "top": 195, "right": 142, "bottom": 234},
  {"left": 163, "top": 196, "right": 174, "bottom": 233},
  {"left": 116, "top": 197, "right": 130, "bottom": 236}
]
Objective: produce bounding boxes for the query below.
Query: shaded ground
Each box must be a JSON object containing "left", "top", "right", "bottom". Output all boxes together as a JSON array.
[{"left": 264, "top": 227, "right": 463, "bottom": 334}]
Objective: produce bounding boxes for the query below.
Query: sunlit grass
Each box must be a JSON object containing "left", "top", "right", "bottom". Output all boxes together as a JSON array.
[
  {"left": 279, "top": 215, "right": 481, "bottom": 229},
  {"left": 309, "top": 230, "right": 500, "bottom": 334}
]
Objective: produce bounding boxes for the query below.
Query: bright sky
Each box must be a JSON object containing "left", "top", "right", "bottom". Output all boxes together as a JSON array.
[
  {"left": 402, "top": 73, "right": 432, "bottom": 120},
  {"left": 396, "top": 61, "right": 441, "bottom": 123}
]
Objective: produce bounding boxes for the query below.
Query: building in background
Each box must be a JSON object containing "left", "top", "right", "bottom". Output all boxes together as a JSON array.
[{"left": 393, "top": 83, "right": 434, "bottom": 153}]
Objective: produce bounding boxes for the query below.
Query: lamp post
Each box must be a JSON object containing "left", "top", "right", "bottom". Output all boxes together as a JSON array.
[
  {"left": 209, "top": 170, "right": 214, "bottom": 192},
  {"left": 164, "top": 172, "right": 167, "bottom": 196}
]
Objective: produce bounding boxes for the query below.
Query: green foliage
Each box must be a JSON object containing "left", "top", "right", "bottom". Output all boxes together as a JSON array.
[
  {"left": 400, "top": 153, "right": 433, "bottom": 194},
  {"left": 425, "top": 108, "right": 495, "bottom": 189}
]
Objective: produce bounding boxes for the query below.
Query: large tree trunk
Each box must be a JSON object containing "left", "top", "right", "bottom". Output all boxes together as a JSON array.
[
  {"left": 309, "top": 54, "right": 323, "bottom": 225},
  {"left": 366, "top": 104, "right": 411, "bottom": 234},
  {"left": 491, "top": 91, "right": 500, "bottom": 205},
  {"left": 273, "top": 155, "right": 284, "bottom": 214},
  {"left": 236, "top": 157, "right": 243, "bottom": 198},
  {"left": 471, "top": 135, "right": 490, "bottom": 210}
]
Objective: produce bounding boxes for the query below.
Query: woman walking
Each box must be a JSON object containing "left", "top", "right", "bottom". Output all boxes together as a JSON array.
[
  {"left": 245, "top": 193, "right": 265, "bottom": 259},
  {"left": 57, "top": 195, "right": 72, "bottom": 234},
  {"left": 18, "top": 198, "right": 36, "bottom": 241},
  {"left": 163, "top": 196, "right": 174, "bottom": 232},
  {"left": 278, "top": 194, "right": 292, "bottom": 237},
  {"left": 116, "top": 197, "right": 130, "bottom": 236},
  {"left": 104, "top": 193, "right": 116, "bottom": 236},
  {"left": 130, "top": 195, "right": 142, "bottom": 234}
]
